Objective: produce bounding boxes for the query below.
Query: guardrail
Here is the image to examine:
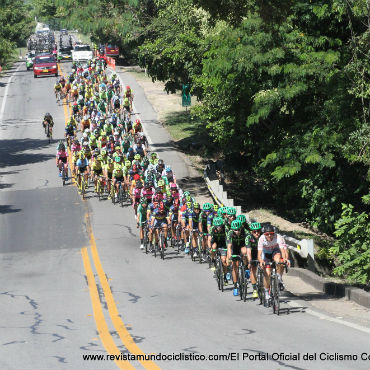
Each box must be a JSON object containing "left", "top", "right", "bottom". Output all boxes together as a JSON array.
[{"left": 204, "top": 161, "right": 315, "bottom": 267}]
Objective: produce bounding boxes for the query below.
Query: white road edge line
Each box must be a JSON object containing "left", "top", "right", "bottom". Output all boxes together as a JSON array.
[
  {"left": 285, "top": 298, "right": 370, "bottom": 333},
  {"left": 0, "top": 63, "right": 23, "bottom": 124}
]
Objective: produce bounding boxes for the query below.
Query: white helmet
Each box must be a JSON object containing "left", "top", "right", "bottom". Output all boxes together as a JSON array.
[{"left": 83, "top": 133, "right": 88, "bottom": 138}]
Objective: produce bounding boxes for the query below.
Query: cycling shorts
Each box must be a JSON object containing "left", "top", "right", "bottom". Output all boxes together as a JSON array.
[
  {"left": 153, "top": 218, "right": 167, "bottom": 229},
  {"left": 58, "top": 157, "right": 67, "bottom": 164},
  {"left": 78, "top": 166, "right": 87, "bottom": 173},
  {"left": 263, "top": 248, "right": 281, "bottom": 263},
  {"left": 93, "top": 169, "right": 102, "bottom": 176},
  {"left": 114, "top": 176, "right": 124, "bottom": 182}
]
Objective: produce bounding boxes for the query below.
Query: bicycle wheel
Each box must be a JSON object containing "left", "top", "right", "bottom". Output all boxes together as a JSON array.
[
  {"left": 272, "top": 276, "right": 280, "bottom": 315},
  {"left": 144, "top": 227, "right": 148, "bottom": 254},
  {"left": 81, "top": 178, "right": 86, "bottom": 199},
  {"left": 242, "top": 266, "right": 248, "bottom": 302},
  {"left": 119, "top": 187, "right": 124, "bottom": 207},
  {"left": 217, "top": 258, "right": 224, "bottom": 292},
  {"left": 257, "top": 267, "right": 264, "bottom": 305},
  {"left": 160, "top": 233, "right": 165, "bottom": 260},
  {"left": 111, "top": 185, "right": 115, "bottom": 204},
  {"left": 239, "top": 266, "right": 245, "bottom": 301},
  {"left": 97, "top": 180, "right": 101, "bottom": 200},
  {"left": 153, "top": 240, "right": 157, "bottom": 258},
  {"left": 198, "top": 236, "right": 203, "bottom": 264}
]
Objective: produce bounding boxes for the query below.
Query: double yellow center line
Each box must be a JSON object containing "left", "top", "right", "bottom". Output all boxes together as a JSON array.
[{"left": 58, "top": 63, "right": 160, "bottom": 370}]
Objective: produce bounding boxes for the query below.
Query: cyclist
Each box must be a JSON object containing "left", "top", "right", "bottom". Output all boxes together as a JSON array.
[
  {"left": 227, "top": 220, "right": 248, "bottom": 296},
  {"left": 136, "top": 198, "right": 148, "bottom": 249},
  {"left": 42, "top": 113, "right": 54, "bottom": 135},
  {"left": 162, "top": 165, "right": 176, "bottom": 184},
  {"left": 208, "top": 217, "right": 228, "bottom": 284},
  {"left": 124, "top": 85, "right": 133, "bottom": 109},
  {"left": 199, "top": 203, "right": 214, "bottom": 261},
  {"left": 246, "top": 222, "right": 263, "bottom": 299},
  {"left": 56, "top": 141, "right": 68, "bottom": 180},
  {"left": 104, "top": 157, "right": 115, "bottom": 199},
  {"left": 258, "top": 225, "right": 289, "bottom": 305},
  {"left": 75, "top": 152, "right": 90, "bottom": 190},
  {"left": 90, "top": 153, "right": 104, "bottom": 192},
  {"left": 112, "top": 162, "right": 125, "bottom": 202},
  {"left": 132, "top": 179, "right": 143, "bottom": 215},
  {"left": 54, "top": 80, "right": 62, "bottom": 100},
  {"left": 65, "top": 121, "right": 75, "bottom": 147},
  {"left": 225, "top": 207, "right": 237, "bottom": 231},
  {"left": 151, "top": 201, "right": 168, "bottom": 250},
  {"left": 167, "top": 198, "right": 180, "bottom": 244}
]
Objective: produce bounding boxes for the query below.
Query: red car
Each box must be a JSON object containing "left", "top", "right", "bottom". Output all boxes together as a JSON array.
[
  {"left": 33, "top": 54, "right": 58, "bottom": 78},
  {"left": 104, "top": 44, "right": 119, "bottom": 58}
]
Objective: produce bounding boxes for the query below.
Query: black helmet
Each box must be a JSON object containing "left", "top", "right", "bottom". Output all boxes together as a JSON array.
[
  {"left": 262, "top": 224, "right": 275, "bottom": 233},
  {"left": 158, "top": 159, "right": 164, "bottom": 166}
]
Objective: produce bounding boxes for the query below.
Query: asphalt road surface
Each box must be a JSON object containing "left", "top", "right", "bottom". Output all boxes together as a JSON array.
[{"left": 0, "top": 61, "right": 369, "bottom": 370}]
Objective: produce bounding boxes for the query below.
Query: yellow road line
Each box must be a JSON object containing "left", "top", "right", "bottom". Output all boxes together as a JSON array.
[
  {"left": 81, "top": 247, "right": 135, "bottom": 370},
  {"left": 59, "top": 62, "right": 160, "bottom": 369},
  {"left": 85, "top": 212, "right": 161, "bottom": 370}
]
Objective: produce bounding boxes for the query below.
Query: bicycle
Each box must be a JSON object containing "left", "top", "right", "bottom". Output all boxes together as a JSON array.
[
  {"left": 266, "top": 261, "right": 288, "bottom": 315},
  {"left": 158, "top": 227, "right": 166, "bottom": 260},
  {"left": 77, "top": 172, "right": 87, "bottom": 199},
  {"left": 44, "top": 121, "right": 53, "bottom": 143},
  {"left": 142, "top": 222, "right": 149, "bottom": 254},
  {"left": 96, "top": 176, "right": 106, "bottom": 200},
  {"left": 257, "top": 264, "right": 265, "bottom": 306},
  {"left": 236, "top": 256, "right": 249, "bottom": 302},
  {"left": 175, "top": 223, "right": 183, "bottom": 254},
  {"left": 60, "top": 164, "right": 68, "bottom": 186},
  {"left": 216, "top": 249, "right": 227, "bottom": 292}
]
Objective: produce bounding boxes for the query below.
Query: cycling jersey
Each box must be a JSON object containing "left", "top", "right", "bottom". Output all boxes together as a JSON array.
[
  {"left": 245, "top": 233, "right": 259, "bottom": 260},
  {"left": 257, "top": 234, "right": 287, "bottom": 253},
  {"left": 199, "top": 211, "right": 213, "bottom": 231},
  {"left": 209, "top": 226, "right": 227, "bottom": 248},
  {"left": 137, "top": 204, "right": 148, "bottom": 223},
  {"left": 227, "top": 229, "right": 248, "bottom": 254}
]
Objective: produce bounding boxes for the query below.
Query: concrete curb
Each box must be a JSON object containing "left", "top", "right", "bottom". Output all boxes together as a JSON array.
[{"left": 288, "top": 267, "right": 370, "bottom": 308}]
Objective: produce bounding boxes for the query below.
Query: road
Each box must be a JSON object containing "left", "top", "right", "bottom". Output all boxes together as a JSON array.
[{"left": 0, "top": 61, "right": 369, "bottom": 370}]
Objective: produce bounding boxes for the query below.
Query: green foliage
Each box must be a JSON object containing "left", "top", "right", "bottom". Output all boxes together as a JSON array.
[
  {"left": 329, "top": 203, "right": 370, "bottom": 285},
  {"left": 0, "top": 0, "right": 35, "bottom": 66}
]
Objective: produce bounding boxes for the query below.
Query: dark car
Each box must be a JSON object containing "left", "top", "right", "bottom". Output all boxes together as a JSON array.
[{"left": 33, "top": 54, "right": 58, "bottom": 78}]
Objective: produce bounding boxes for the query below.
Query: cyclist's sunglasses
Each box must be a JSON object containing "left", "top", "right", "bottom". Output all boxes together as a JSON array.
[{"left": 264, "top": 232, "right": 275, "bottom": 236}]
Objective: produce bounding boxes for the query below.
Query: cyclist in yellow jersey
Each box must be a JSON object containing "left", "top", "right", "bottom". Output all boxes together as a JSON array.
[
  {"left": 90, "top": 153, "right": 103, "bottom": 191},
  {"left": 54, "top": 81, "right": 62, "bottom": 100},
  {"left": 112, "top": 160, "right": 124, "bottom": 201}
]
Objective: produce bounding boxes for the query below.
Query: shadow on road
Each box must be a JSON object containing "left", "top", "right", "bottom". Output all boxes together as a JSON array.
[
  {"left": 0, "top": 205, "right": 21, "bottom": 214},
  {"left": 0, "top": 138, "right": 54, "bottom": 168}
]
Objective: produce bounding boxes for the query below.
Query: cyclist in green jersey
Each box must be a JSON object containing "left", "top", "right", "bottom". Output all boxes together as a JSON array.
[
  {"left": 225, "top": 207, "right": 237, "bottom": 232},
  {"left": 208, "top": 217, "right": 228, "bottom": 285},
  {"left": 227, "top": 220, "right": 248, "bottom": 296}
]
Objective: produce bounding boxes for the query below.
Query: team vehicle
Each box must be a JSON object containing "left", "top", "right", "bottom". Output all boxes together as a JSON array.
[
  {"left": 72, "top": 44, "right": 93, "bottom": 62},
  {"left": 26, "top": 51, "right": 35, "bottom": 70},
  {"left": 33, "top": 54, "right": 58, "bottom": 78}
]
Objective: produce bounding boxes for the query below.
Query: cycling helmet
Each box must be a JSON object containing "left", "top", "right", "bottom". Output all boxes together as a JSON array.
[
  {"left": 114, "top": 156, "right": 121, "bottom": 163},
  {"left": 114, "top": 146, "right": 120, "bottom": 151},
  {"left": 79, "top": 153, "right": 85, "bottom": 159},
  {"left": 133, "top": 174, "right": 140, "bottom": 181},
  {"left": 231, "top": 220, "right": 242, "bottom": 230},
  {"left": 202, "top": 203, "right": 212, "bottom": 211},
  {"left": 101, "top": 148, "right": 107, "bottom": 155},
  {"left": 170, "top": 183, "right": 177, "bottom": 190},
  {"left": 158, "top": 180, "right": 165, "bottom": 187},
  {"left": 193, "top": 202, "right": 200, "bottom": 210},
  {"left": 126, "top": 85, "right": 130, "bottom": 90},
  {"left": 236, "top": 214, "right": 247, "bottom": 224},
  {"left": 140, "top": 197, "right": 148, "bottom": 205},
  {"left": 227, "top": 207, "right": 237, "bottom": 216},
  {"left": 184, "top": 191, "right": 190, "bottom": 197},
  {"left": 165, "top": 166, "right": 171, "bottom": 173},
  {"left": 97, "top": 155, "right": 102, "bottom": 161},
  {"left": 83, "top": 133, "right": 88, "bottom": 138},
  {"left": 186, "top": 201, "right": 193, "bottom": 209},
  {"left": 263, "top": 224, "right": 275, "bottom": 234},
  {"left": 94, "top": 148, "right": 100, "bottom": 154},
  {"left": 213, "top": 204, "right": 219, "bottom": 212},
  {"left": 134, "top": 154, "right": 141, "bottom": 160},
  {"left": 249, "top": 222, "right": 262, "bottom": 231},
  {"left": 135, "top": 119, "right": 140, "bottom": 124},
  {"left": 213, "top": 217, "right": 224, "bottom": 227},
  {"left": 158, "top": 159, "right": 164, "bottom": 166},
  {"left": 151, "top": 152, "right": 157, "bottom": 158}
]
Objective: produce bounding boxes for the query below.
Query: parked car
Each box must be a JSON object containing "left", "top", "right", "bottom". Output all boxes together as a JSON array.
[
  {"left": 104, "top": 44, "right": 119, "bottom": 58},
  {"left": 26, "top": 51, "right": 35, "bottom": 70},
  {"left": 72, "top": 44, "right": 93, "bottom": 62},
  {"left": 33, "top": 54, "right": 58, "bottom": 78}
]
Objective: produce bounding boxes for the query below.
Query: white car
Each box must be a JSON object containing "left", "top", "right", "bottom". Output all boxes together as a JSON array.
[{"left": 72, "top": 44, "right": 93, "bottom": 62}]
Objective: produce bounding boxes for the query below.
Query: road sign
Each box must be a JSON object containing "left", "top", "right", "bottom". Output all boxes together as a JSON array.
[{"left": 182, "top": 84, "right": 191, "bottom": 107}]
